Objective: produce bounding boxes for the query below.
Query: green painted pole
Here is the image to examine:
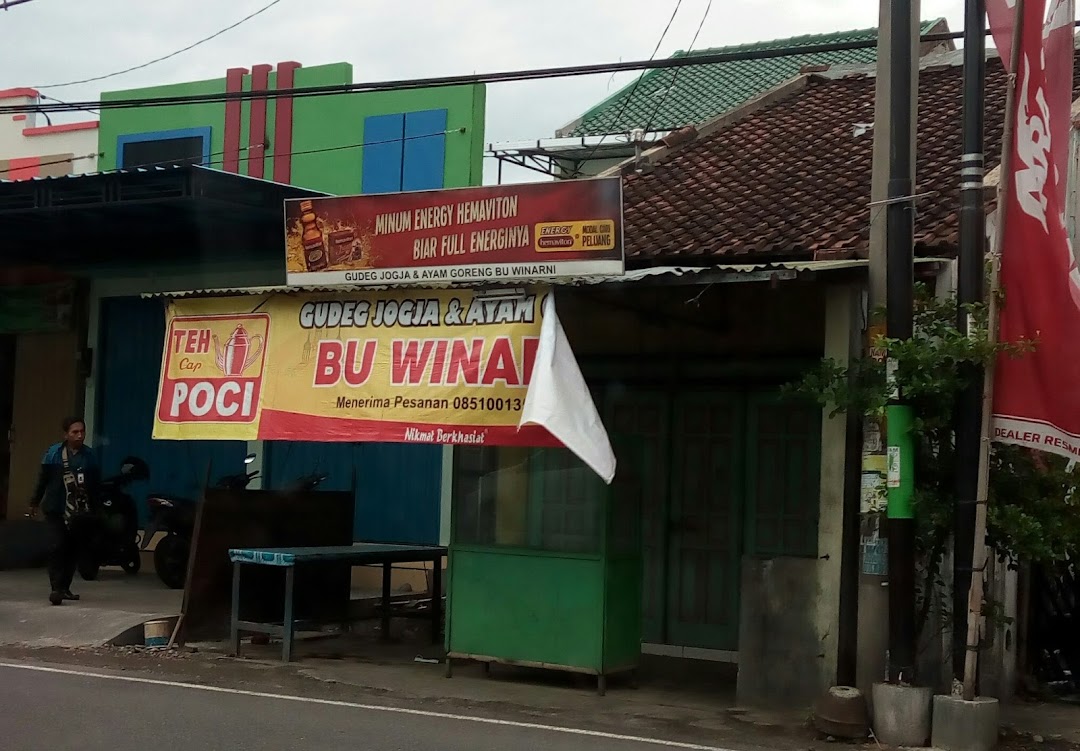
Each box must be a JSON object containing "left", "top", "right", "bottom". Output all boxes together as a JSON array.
[{"left": 886, "top": 404, "right": 915, "bottom": 519}]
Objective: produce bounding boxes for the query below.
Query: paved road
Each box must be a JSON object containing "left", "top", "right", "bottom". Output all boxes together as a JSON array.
[{"left": 0, "top": 661, "right": 721, "bottom": 751}]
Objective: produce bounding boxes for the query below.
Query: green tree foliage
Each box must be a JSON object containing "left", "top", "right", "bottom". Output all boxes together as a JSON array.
[{"left": 788, "top": 285, "right": 1080, "bottom": 627}]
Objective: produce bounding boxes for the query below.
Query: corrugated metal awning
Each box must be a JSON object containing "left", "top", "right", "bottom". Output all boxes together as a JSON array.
[{"left": 141, "top": 257, "right": 949, "bottom": 298}]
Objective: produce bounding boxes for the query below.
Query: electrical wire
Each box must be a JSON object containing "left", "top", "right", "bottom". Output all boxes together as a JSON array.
[
  {"left": 130, "top": 127, "right": 464, "bottom": 171},
  {"left": 641, "top": 0, "right": 714, "bottom": 136},
  {"left": 31, "top": 0, "right": 286, "bottom": 89},
  {"left": 0, "top": 0, "right": 38, "bottom": 9},
  {"left": 39, "top": 93, "right": 98, "bottom": 116},
  {"left": 571, "top": 0, "right": 684, "bottom": 172},
  {"left": 0, "top": 128, "right": 461, "bottom": 178},
  {"left": 3, "top": 22, "right": 1077, "bottom": 117},
  {"left": 0, "top": 151, "right": 98, "bottom": 177}
]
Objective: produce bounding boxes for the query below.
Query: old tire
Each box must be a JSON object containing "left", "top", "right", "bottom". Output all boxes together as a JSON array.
[
  {"left": 154, "top": 535, "right": 188, "bottom": 590},
  {"left": 78, "top": 557, "right": 100, "bottom": 581},
  {"left": 121, "top": 545, "right": 141, "bottom": 575}
]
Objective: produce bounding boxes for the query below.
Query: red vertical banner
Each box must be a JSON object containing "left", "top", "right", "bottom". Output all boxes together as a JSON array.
[
  {"left": 222, "top": 67, "right": 247, "bottom": 174},
  {"left": 247, "top": 64, "right": 272, "bottom": 179},
  {"left": 991, "top": 0, "right": 1080, "bottom": 459},
  {"left": 272, "top": 61, "right": 301, "bottom": 185}
]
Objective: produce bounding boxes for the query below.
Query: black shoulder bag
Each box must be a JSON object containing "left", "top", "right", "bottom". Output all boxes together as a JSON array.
[{"left": 61, "top": 447, "right": 91, "bottom": 528}]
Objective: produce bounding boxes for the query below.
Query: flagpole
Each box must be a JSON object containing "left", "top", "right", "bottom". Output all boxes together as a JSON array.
[{"left": 963, "top": 0, "right": 1025, "bottom": 702}]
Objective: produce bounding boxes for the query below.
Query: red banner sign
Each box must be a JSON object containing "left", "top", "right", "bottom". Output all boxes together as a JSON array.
[
  {"left": 284, "top": 178, "right": 624, "bottom": 286},
  {"left": 991, "top": 0, "right": 1080, "bottom": 459}
]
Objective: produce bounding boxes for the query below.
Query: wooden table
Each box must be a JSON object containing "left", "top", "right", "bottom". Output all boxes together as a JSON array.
[{"left": 228, "top": 543, "right": 447, "bottom": 662}]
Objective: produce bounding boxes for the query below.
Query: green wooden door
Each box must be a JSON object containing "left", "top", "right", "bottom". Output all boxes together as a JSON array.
[
  {"left": 602, "top": 386, "right": 820, "bottom": 652},
  {"left": 606, "top": 390, "right": 669, "bottom": 644},
  {"left": 526, "top": 446, "right": 604, "bottom": 554},
  {"left": 745, "top": 394, "right": 822, "bottom": 558},
  {"left": 666, "top": 393, "right": 744, "bottom": 651}
]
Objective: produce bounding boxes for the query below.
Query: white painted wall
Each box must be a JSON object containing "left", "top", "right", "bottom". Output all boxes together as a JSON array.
[
  {"left": 0, "top": 89, "right": 98, "bottom": 172},
  {"left": 815, "top": 284, "right": 858, "bottom": 689}
]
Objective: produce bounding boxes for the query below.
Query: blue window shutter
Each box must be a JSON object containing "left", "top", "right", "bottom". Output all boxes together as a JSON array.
[
  {"left": 402, "top": 109, "right": 448, "bottom": 191},
  {"left": 362, "top": 114, "right": 405, "bottom": 194},
  {"left": 354, "top": 443, "right": 441, "bottom": 544}
]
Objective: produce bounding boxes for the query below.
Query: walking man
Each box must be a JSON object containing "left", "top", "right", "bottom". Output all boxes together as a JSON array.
[{"left": 28, "top": 417, "right": 99, "bottom": 605}]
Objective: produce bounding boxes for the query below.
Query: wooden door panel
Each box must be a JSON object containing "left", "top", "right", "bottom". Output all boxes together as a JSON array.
[
  {"left": 0, "top": 335, "right": 14, "bottom": 518},
  {"left": 606, "top": 390, "right": 669, "bottom": 644},
  {"left": 745, "top": 394, "right": 822, "bottom": 559},
  {"left": 667, "top": 393, "right": 743, "bottom": 651},
  {"left": 8, "top": 332, "right": 78, "bottom": 519}
]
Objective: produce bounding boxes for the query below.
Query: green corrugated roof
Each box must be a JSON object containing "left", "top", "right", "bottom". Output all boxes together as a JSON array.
[{"left": 558, "top": 20, "right": 946, "bottom": 138}]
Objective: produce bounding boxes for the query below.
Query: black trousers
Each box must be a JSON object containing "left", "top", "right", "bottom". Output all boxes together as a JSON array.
[{"left": 45, "top": 513, "right": 78, "bottom": 593}]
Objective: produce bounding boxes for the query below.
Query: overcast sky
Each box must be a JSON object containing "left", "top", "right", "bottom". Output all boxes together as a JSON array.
[{"left": 2, "top": 0, "right": 966, "bottom": 182}]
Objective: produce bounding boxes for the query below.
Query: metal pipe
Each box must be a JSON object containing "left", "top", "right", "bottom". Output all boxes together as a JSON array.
[{"left": 837, "top": 290, "right": 866, "bottom": 686}]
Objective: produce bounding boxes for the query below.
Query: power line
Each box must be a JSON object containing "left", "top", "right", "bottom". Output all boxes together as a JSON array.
[
  {"left": 39, "top": 94, "right": 98, "bottom": 116},
  {"left": 2, "top": 22, "right": 1075, "bottom": 117},
  {"left": 0, "top": 129, "right": 461, "bottom": 178},
  {"left": 31, "top": 0, "right": 286, "bottom": 89},
  {"left": 131, "top": 128, "right": 464, "bottom": 171},
  {"left": 0, "top": 0, "right": 38, "bottom": 9},
  {"left": 573, "top": 0, "right": 684, "bottom": 171},
  {"left": 0, "top": 151, "right": 99, "bottom": 178},
  {"left": 642, "top": 0, "right": 714, "bottom": 136}
]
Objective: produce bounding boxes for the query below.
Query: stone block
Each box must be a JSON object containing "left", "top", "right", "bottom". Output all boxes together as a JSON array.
[
  {"left": 932, "top": 695, "right": 1000, "bottom": 751},
  {"left": 736, "top": 557, "right": 823, "bottom": 709},
  {"left": 871, "top": 682, "right": 932, "bottom": 746}
]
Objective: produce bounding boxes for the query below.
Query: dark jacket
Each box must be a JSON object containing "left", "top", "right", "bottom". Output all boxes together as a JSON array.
[{"left": 30, "top": 442, "right": 100, "bottom": 516}]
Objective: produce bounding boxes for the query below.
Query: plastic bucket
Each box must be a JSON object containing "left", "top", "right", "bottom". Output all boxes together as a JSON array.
[{"left": 144, "top": 619, "right": 171, "bottom": 648}]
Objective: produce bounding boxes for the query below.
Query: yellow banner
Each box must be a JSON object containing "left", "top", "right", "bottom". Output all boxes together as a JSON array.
[{"left": 152, "top": 288, "right": 556, "bottom": 446}]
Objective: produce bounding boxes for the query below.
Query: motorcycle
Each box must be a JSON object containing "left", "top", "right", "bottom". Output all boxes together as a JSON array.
[
  {"left": 285, "top": 469, "right": 328, "bottom": 492},
  {"left": 141, "top": 453, "right": 259, "bottom": 590},
  {"left": 78, "top": 456, "right": 150, "bottom": 581}
]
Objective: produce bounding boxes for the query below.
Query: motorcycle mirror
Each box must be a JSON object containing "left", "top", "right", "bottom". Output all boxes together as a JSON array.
[{"left": 243, "top": 453, "right": 257, "bottom": 465}]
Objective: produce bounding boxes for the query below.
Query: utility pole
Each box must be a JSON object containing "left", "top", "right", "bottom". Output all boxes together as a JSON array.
[
  {"left": 858, "top": 0, "right": 920, "bottom": 694},
  {"left": 885, "top": 0, "right": 918, "bottom": 684},
  {"left": 954, "top": 0, "right": 987, "bottom": 682}
]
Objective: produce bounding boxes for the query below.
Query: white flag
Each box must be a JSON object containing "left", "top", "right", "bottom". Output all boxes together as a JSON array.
[{"left": 518, "top": 293, "right": 616, "bottom": 483}]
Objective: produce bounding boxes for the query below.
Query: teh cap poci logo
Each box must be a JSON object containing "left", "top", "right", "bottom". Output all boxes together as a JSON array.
[{"left": 157, "top": 313, "right": 271, "bottom": 424}]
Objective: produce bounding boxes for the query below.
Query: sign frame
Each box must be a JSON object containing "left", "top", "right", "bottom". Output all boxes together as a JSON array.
[{"left": 283, "top": 178, "right": 625, "bottom": 287}]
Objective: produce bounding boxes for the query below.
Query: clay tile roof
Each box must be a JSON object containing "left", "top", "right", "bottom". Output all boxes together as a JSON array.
[
  {"left": 620, "top": 52, "right": 1080, "bottom": 263},
  {"left": 557, "top": 20, "right": 949, "bottom": 138}
]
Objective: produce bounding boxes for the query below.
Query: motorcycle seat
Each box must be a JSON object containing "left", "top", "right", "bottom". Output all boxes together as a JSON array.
[{"left": 147, "top": 494, "right": 198, "bottom": 506}]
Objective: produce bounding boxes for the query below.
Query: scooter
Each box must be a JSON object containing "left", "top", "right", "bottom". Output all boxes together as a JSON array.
[
  {"left": 142, "top": 453, "right": 259, "bottom": 590},
  {"left": 77, "top": 456, "right": 150, "bottom": 582}
]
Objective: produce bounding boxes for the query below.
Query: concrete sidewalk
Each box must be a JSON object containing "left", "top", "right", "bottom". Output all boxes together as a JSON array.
[
  {"left": 1, "top": 564, "right": 1076, "bottom": 750},
  {"left": 1004, "top": 701, "right": 1080, "bottom": 744},
  {"left": 0, "top": 567, "right": 182, "bottom": 647}
]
